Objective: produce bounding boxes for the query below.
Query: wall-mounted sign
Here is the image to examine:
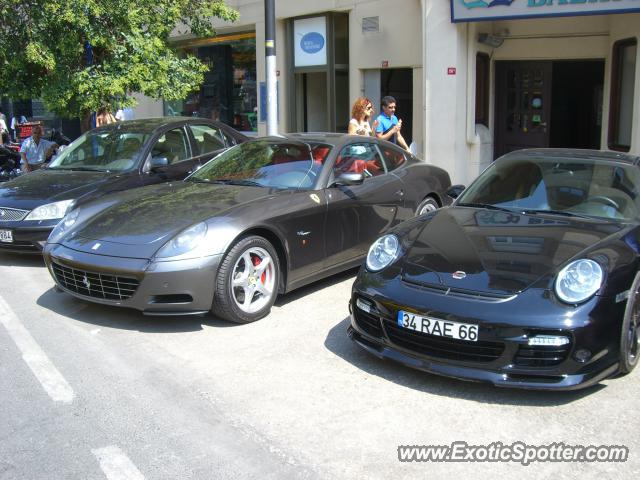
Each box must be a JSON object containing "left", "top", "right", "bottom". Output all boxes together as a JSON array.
[
  {"left": 451, "top": 0, "right": 640, "bottom": 23},
  {"left": 294, "top": 17, "right": 327, "bottom": 67},
  {"left": 448, "top": 67, "right": 457, "bottom": 75}
]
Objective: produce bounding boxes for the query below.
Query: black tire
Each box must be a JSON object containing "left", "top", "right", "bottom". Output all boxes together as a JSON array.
[
  {"left": 212, "top": 236, "right": 280, "bottom": 324},
  {"left": 619, "top": 272, "right": 640, "bottom": 375},
  {"left": 416, "top": 196, "right": 439, "bottom": 216}
]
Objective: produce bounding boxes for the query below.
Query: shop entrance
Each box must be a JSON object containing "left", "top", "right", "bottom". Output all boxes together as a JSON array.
[{"left": 495, "top": 60, "right": 604, "bottom": 158}]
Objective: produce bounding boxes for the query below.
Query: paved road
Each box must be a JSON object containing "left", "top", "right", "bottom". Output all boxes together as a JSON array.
[{"left": 1, "top": 253, "right": 638, "bottom": 479}]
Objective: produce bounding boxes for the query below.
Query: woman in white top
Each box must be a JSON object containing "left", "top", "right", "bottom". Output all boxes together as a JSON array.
[{"left": 348, "top": 97, "right": 379, "bottom": 136}]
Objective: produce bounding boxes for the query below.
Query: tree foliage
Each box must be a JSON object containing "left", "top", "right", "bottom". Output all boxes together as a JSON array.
[{"left": 0, "top": 0, "right": 239, "bottom": 117}]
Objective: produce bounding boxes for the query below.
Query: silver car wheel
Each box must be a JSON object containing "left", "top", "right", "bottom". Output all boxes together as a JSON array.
[{"left": 231, "top": 246, "right": 276, "bottom": 314}]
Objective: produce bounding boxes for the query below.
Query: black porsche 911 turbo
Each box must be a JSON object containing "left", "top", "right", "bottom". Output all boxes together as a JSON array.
[
  {"left": 0, "top": 117, "right": 247, "bottom": 253},
  {"left": 349, "top": 148, "right": 640, "bottom": 391},
  {"left": 43, "top": 134, "right": 453, "bottom": 323}
]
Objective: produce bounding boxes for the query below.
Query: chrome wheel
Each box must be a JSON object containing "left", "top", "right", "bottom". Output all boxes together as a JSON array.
[
  {"left": 231, "top": 246, "right": 276, "bottom": 314},
  {"left": 416, "top": 197, "right": 439, "bottom": 216}
]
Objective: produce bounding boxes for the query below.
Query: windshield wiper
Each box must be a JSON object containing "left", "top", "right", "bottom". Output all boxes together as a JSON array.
[
  {"left": 521, "top": 209, "right": 600, "bottom": 220},
  {"left": 51, "top": 166, "right": 104, "bottom": 172},
  {"left": 457, "top": 202, "right": 517, "bottom": 213},
  {"left": 221, "top": 179, "right": 264, "bottom": 187}
]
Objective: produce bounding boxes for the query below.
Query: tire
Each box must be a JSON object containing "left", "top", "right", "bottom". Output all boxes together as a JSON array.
[
  {"left": 212, "top": 236, "right": 280, "bottom": 324},
  {"left": 416, "top": 197, "right": 439, "bottom": 216},
  {"left": 619, "top": 272, "right": 640, "bottom": 375}
]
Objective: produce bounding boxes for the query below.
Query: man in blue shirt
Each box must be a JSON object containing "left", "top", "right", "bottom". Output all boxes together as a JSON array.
[
  {"left": 20, "top": 126, "right": 58, "bottom": 172},
  {"left": 375, "top": 95, "right": 410, "bottom": 152}
]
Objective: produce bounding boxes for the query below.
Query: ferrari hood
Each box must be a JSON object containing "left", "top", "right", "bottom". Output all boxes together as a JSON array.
[
  {"left": 64, "top": 182, "right": 277, "bottom": 256},
  {"left": 399, "top": 207, "right": 626, "bottom": 295}
]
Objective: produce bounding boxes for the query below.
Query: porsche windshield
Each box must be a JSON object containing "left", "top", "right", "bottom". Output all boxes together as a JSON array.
[
  {"left": 188, "top": 140, "right": 318, "bottom": 190},
  {"left": 48, "top": 130, "right": 151, "bottom": 172},
  {"left": 457, "top": 155, "right": 640, "bottom": 221}
]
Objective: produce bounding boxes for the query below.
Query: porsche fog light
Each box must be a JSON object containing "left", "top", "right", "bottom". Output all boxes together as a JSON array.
[
  {"left": 156, "top": 222, "right": 208, "bottom": 258},
  {"left": 366, "top": 234, "right": 400, "bottom": 272},
  {"left": 554, "top": 259, "right": 603, "bottom": 304},
  {"left": 25, "top": 199, "right": 75, "bottom": 221},
  {"left": 527, "top": 335, "right": 570, "bottom": 347},
  {"left": 574, "top": 349, "right": 592, "bottom": 363}
]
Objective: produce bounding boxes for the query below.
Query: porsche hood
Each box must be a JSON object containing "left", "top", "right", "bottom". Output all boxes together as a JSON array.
[{"left": 398, "top": 207, "right": 627, "bottom": 296}]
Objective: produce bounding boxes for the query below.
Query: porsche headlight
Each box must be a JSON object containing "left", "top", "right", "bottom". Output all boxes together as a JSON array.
[
  {"left": 47, "top": 208, "right": 80, "bottom": 242},
  {"left": 156, "top": 222, "right": 208, "bottom": 258},
  {"left": 25, "top": 199, "right": 75, "bottom": 221},
  {"left": 366, "top": 234, "right": 400, "bottom": 272},
  {"left": 555, "top": 259, "right": 603, "bottom": 304}
]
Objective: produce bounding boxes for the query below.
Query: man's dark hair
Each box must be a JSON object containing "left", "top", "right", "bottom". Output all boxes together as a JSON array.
[{"left": 381, "top": 96, "right": 397, "bottom": 108}]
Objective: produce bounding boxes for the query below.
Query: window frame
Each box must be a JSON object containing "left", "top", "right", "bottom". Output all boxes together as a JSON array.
[{"left": 608, "top": 37, "right": 637, "bottom": 152}]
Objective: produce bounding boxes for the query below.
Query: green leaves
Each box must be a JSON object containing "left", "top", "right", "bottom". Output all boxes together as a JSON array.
[{"left": 0, "top": 0, "right": 239, "bottom": 118}]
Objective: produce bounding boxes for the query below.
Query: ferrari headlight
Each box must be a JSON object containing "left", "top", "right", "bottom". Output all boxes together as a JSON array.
[
  {"left": 555, "top": 259, "right": 603, "bottom": 304},
  {"left": 47, "top": 208, "right": 80, "bottom": 242},
  {"left": 366, "top": 234, "right": 400, "bottom": 272},
  {"left": 25, "top": 199, "right": 75, "bottom": 221},
  {"left": 156, "top": 222, "right": 208, "bottom": 258}
]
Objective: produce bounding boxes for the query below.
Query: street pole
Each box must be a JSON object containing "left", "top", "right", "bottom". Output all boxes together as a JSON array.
[{"left": 265, "top": 0, "right": 278, "bottom": 135}]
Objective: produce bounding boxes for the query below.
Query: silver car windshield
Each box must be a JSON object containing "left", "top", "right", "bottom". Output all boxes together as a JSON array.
[
  {"left": 457, "top": 156, "right": 640, "bottom": 221},
  {"left": 188, "top": 140, "right": 319, "bottom": 190},
  {"left": 48, "top": 131, "right": 151, "bottom": 172}
]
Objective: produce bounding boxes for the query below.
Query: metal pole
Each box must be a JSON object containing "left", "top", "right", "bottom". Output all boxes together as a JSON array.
[{"left": 265, "top": 0, "right": 278, "bottom": 135}]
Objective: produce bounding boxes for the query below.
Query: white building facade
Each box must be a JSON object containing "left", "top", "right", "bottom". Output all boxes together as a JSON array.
[{"left": 136, "top": 0, "right": 640, "bottom": 185}]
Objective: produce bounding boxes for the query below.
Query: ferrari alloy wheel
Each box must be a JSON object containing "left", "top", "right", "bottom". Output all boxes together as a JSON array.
[
  {"left": 416, "top": 197, "right": 439, "bottom": 216},
  {"left": 213, "top": 236, "right": 280, "bottom": 323},
  {"left": 619, "top": 272, "right": 640, "bottom": 375}
]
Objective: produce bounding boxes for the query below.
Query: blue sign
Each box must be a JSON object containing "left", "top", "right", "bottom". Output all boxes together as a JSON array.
[{"left": 300, "top": 32, "right": 325, "bottom": 54}]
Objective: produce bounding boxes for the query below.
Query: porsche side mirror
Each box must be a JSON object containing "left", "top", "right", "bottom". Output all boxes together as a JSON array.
[
  {"left": 334, "top": 172, "right": 365, "bottom": 186},
  {"left": 446, "top": 184, "right": 466, "bottom": 199},
  {"left": 149, "top": 155, "right": 169, "bottom": 171}
]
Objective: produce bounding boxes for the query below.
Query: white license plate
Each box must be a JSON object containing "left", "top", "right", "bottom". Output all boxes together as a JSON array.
[
  {"left": 397, "top": 310, "right": 478, "bottom": 342},
  {"left": 0, "top": 229, "right": 13, "bottom": 243}
]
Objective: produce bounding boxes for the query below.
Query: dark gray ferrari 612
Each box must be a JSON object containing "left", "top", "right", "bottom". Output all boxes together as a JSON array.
[
  {"left": 43, "top": 134, "right": 454, "bottom": 323},
  {"left": 0, "top": 117, "right": 247, "bottom": 253}
]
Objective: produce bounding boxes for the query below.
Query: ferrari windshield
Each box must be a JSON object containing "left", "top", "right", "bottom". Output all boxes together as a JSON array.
[
  {"left": 188, "top": 140, "right": 319, "bottom": 189},
  {"left": 48, "top": 129, "right": 151, "bottom": 172},
  {"left": 457, "top": 155, "right": 640, "bottom": 221}
]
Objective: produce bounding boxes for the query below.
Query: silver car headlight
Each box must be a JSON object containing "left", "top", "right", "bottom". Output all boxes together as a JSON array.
[
  {"left": 156, "top": 222, "right": 208, "bottom": 258},
  {"left": 47, "top": 208, "right": 81, "bottom": 242},
  {"left": 25, "top": 199, "right": 75, "bottom": 221},
  {"left": 555, "top": 259, "right": 603, "bottom": 304},
  {"left": 366, "top": 234, "right": 400, "bottom": 272}
]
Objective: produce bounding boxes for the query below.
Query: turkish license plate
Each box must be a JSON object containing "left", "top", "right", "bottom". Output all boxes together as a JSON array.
[
  {"left": 0, "top": 229, "right": 13, "bottom": 243},
  {"left": 397, "top": 310, "right": 478, "bottom": 342}
]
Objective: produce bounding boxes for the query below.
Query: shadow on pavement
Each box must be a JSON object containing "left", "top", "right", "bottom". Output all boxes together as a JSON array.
[
  {"left": 0, "top": 252, "right": 45, "bottom": 267},
  {"left": 324, "top": 317, "right": 605, "bottom": 406},
  {"left": 36, "top": 267, "right": 359, "bottom": 334}
]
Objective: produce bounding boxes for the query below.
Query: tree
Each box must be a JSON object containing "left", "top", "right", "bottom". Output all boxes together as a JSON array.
[{"left": 0, "top": 0, "right": 239, "bottom": 126}]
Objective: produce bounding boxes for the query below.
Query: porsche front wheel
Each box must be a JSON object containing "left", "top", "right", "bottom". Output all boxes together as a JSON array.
[
  {"left": 213, "top": 236, "right": 280, "bottom": 324},
  {"left": 619, "top": 272, "right": 640, "bottom": 375}
]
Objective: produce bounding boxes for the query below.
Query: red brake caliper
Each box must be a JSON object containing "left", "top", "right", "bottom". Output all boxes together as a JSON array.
[{"left": 252, "top": 254, "right": 266, "bottom": 283}]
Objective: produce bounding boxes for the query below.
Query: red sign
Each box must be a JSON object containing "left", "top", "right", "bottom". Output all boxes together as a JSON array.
[
  {"left": 381, "top": 60, "right": 389, "bottom": 68},
  {"left": 447, "top": 67, "right": 456, "bottom": 75}
]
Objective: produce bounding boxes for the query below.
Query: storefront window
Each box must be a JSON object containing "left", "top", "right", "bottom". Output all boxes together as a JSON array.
[
  {"left": 165, "top": 33, "right": 257, "bottom": 133},
  {"left": 608, "top": 38, "right": 637, "bottom": 152}
]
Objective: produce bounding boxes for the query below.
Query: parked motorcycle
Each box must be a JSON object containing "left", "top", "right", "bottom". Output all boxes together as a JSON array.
[{"left": 0, "top": 144, "right": 21, "bottom": 181}]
